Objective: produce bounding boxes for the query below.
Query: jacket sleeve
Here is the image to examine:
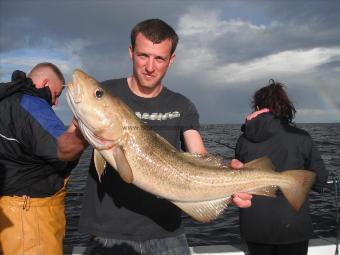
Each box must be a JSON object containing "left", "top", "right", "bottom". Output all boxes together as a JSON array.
[
  {"left": 18, "top": 95, "right": 66, "bottom": 163},
  {"left": 235, "top": 135, "right": 243, "bottom": 161},
  {"left": 19, "top": 98, "right": 80, "bottom": 176}
]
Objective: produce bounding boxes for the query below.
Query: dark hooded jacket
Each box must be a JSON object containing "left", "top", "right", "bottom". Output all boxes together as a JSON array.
[
  {"left": 0, "top": 71, "right": 74, "bottom": 197},
  {"left": 235, "top": 112, "right": 328, "bottom": 244}
]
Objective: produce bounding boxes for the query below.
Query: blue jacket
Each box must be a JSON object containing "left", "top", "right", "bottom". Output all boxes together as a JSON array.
[{"left": 0, "top": 71, "right": 74, "bottom": 197}]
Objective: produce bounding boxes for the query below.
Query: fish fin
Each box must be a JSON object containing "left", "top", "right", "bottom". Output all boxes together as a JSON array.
[
  {"left": 112, "top": 146, "right": 134, "bottom": 183},
  {"left": 179, "top": 152, "right": 224, "bottom": 168},
  {"left": 250, "top": 186, "right": 278, "bottom": 197},
  {"left": 244, "top": 156, "right": 275, "bottom": 172},
  {"left": 280, "top": 170, "right": 316, "bottom": 211},
  {"left": 94, "top": 149, "right": 107, "bottom": 182},
  {"left": 172, "top": 197, "right": 231, "bottom": 222}
]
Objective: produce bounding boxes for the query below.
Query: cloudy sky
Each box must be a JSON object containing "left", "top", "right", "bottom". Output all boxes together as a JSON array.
[{"left": 1, "top": 0, "right": 339, "bottom": 124}]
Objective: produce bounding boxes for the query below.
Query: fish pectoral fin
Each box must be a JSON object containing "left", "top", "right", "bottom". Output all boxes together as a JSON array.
[
  {"left": 112, "top": 146, "right": 134, "bottom": 183},
  {"left": 94, "top": 149, "right": 107, "bottom": 182},
  {"left": 244, "top": 156, "right": 275, "bottom": 172},
  {"left": 172, "top": 197, "right": 231, "bottom": 223}
]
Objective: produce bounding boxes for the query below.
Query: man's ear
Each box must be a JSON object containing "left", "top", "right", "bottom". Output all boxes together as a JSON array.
[
  {"left": 169, "top": 54, "right": 176, "bottom": 66},
  {"left": 35, "top": 78, "right": 49, "bottom": 89},
  {"left": 42, "top": 79, "right": 49, "bottom": 87},
  {"left": 128, "top": 46, "right": 134, "bottom": 60}
]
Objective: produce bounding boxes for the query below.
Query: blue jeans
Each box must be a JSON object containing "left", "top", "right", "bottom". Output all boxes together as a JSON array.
[{"left": 85, "top": 234, "right": 190, "bottom": 255}]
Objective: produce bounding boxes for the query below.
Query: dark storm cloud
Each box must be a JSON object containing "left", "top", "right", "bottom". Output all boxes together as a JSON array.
[
  {"left": 1, "top": 0, "right": 339, "bottom": 123},
  {"left": 0, "top": 0, "right": 187, "bottom": 52},
  {"left": 0, "top": 0, "right": 191, "bottom": 78},
  {"left": 183, "top": 1, "right": 340, "bottom": 64}
]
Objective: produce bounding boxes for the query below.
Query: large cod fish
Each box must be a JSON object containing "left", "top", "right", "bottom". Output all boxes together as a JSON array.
[{"left": 66, "top": 69, "right": 316, "bottom": 222}]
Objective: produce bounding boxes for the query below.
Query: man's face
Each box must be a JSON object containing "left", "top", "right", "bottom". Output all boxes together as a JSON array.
[
  {"left": 129, "top": 33, "right": 175, "bottom": 90},
  {"left": 48, "top": 79, "right": 64, "bottom": 106}
]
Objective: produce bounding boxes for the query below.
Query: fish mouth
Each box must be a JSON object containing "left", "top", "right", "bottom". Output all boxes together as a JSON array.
[
  {"left": 66, "top": 73, "right": 115, "bottom": 150},
  {"left": 66, "top": 69, "right": 89, "bottom": 118},
  {"left": 66, "top": 87, "right": 80, "bottom": 126},
  {"left": 67, "top": 74, "right": 83, "bottom": 103},
  {"left": 66, "top": 76, "right": 92, "bottom": 134},
  {"left": 66, "top": 86, "right": 110, "bottom": 149},
  {"left": 66, "top": 80, "right": 82, "bottom": 118}
]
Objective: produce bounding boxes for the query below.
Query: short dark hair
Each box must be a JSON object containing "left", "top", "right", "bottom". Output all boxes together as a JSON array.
[
  {"left": 131, "top": 18, "right": 179, "bottom": 55},
  {"left": 252, "top": 79, "right": 296, "bottom": 123},
  {"left": 30, "top": 62, "right": 65, "bottom": 84}
]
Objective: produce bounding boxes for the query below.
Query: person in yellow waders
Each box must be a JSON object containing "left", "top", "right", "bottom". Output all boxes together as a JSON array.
[{"left": 0, "top": 63, "right": 87, "bottom": 255}]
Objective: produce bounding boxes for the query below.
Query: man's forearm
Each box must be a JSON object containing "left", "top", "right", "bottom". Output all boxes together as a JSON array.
[{"left": 57, "top": 127, "right": 88, "bottom": 161}]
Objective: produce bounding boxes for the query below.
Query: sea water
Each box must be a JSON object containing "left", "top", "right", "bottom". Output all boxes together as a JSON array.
[{"left": 64, "top": 123, "right": 340, "bottom": 246}]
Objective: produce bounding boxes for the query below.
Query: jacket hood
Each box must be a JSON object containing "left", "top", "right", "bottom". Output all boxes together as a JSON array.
[
  {"left": 0, "top": 70, "right": 52, "bottom": 105},
  {"left": 241, "top": 112, "right": 283, "bottom": 142}
]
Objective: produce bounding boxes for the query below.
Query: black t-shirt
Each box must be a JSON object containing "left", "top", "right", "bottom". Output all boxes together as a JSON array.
[{"left": 79, "top": 78, "right": 200, "bottom": 240}]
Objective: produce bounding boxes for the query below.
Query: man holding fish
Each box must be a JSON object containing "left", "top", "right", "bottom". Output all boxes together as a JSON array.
[{"left": 75, "top": 19, "right": 253, "bottom": 254}]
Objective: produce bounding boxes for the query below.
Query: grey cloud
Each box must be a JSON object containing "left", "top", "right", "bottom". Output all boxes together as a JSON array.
[
  {"left": 0, "top": 0, "right": 189, "bottom": 52},
  {"left": 177, "top": 1, "right": 340, "bottom": 65},
  {"left": 318, "top": 60, "right": 340, "bottom": 71},
  {"left": 1, "top": 0, "right": 339, "bottom": 123}
]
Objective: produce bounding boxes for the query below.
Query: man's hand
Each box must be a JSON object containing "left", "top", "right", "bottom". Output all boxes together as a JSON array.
[
  {"left": 229, "top": 158, "right": 244, "bottom": 169},
  {"left": 231, "top": 193, "right": 253, "bottom": 208},
  {"left": 57, "top": 117, "right": 88, "bottom": 161},
  {"left": 228, "top": 159, "right": 253, "bottom": 208}
]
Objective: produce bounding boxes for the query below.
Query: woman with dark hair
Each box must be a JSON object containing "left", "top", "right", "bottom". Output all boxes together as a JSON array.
[{"left": 235, "top": 80, "right": 328, "bottom": 255}]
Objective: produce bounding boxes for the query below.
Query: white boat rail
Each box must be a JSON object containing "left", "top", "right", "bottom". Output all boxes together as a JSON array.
[{"left": 65, "top": 237, "right": 337, "bottom": 255}]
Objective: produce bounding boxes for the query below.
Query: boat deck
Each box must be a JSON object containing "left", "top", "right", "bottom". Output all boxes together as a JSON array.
[{"left": 65, "top": 238, "right": 337, "bottom": 255}]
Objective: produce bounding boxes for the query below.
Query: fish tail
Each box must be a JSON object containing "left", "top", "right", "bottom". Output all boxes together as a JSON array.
[{"left": 280, "top": 170, "right": 316, "bottom": 210}]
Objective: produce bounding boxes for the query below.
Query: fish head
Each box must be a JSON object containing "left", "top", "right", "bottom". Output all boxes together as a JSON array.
[{"left": 66, "top": 69, "right": 124, "bottom": 149}]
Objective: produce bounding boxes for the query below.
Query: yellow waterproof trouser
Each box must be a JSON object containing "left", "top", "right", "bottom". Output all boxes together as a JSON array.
[{"left": 0, "top": 186, "right": 66, "bottom": 255}]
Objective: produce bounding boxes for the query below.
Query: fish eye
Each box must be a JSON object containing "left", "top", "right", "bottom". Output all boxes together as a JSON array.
[{"left": 95, "top": 88, "right": 104, "bottom": 99}]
